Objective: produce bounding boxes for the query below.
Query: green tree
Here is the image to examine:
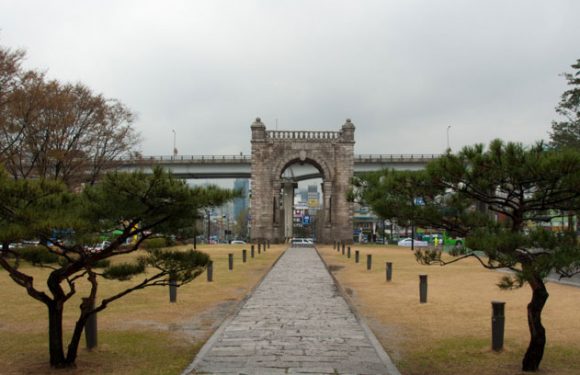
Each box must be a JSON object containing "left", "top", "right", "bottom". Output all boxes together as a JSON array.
[
  {"left": 550, "top": 59, "right": 580, "bottom": 150},
  {"left": 0, "top": 167, "right": 238, "bottom": 368},
  {"left": 353, "top": 140, "right": 580, "bottom": 372},
  {"left": 233, "top": 207, "right": 250, "bottom": 240}
]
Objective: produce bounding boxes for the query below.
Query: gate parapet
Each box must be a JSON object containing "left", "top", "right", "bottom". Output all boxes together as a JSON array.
[{"left": 266, "top": 130, "right": 341, "bottom": 141}]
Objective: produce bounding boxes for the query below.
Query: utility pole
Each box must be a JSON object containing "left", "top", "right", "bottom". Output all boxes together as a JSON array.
[
  {"left": 172, "top": 129, "right": 177, "bottom": 156},
  {"left": 206, "top": 209, "right": 211, "bottom": 244}
]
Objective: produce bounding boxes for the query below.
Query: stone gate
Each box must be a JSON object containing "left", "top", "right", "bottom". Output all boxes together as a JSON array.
[{"left": 250, "top": 117, "right": 355, "bottom": 244}]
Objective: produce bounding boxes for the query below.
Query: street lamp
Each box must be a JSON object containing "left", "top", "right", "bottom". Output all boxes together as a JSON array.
[
  {"left": 172, "top": 129, "right": 177, "bottom": 157},
  {"left": 206, "top": 209, "right": 211, "bottom": 244},
  {"left": 223, "top": 214, "right": 230, "bottom": 243},
  {"left": 446, "top": 125, "right": 451, "bottom": 151}
]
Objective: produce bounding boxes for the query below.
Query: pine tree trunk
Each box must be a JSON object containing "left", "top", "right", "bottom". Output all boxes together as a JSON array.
[
  {"left": 522, "top": 277, "right": 549, "bottom": 372},
  {"left": 65, "top": 313, "right": 89, "bottom": 364},
  {"left": 48, "top": 302, "right": 69, "bottom": 368}
]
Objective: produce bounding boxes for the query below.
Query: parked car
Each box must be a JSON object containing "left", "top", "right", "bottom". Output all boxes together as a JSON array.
[
  {"left": 87, "top": 241, "right": 111, "bottom": 253},
  {"left": 397, "top": 238, "right": 429, "bottom": 247},
  {"left": 230, "top": 240, "right": 246, "bottom": 244},
  {"left": 290, "top": 238, "right": 314, "bottom": 247}
]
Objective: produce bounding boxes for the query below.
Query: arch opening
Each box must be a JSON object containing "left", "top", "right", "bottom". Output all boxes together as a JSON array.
[{"left": 277, "top": 159, "right": 326, "bottom": 242}]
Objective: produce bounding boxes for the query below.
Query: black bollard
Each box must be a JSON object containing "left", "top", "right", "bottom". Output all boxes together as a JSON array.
[
  {"left": 258, "top": 242, "right": 262, "bottom": 254},
  {"left": 228, "top": 253, "right": 233, "bottom": 271},
  {"left": 419, "top": 275, "right": 428, "bottom": 303},
  {"left": 263, "top": 241, "right": 267, "bottom": 252},
  {"left": 386, "top": 262, "right": 393, "bottom": 282},
  {"left": 169, "top": 274, "right": 177, "bottom": 303},
  {"left": 367, "top": 254, "right": 372, "bottom": 270},
  {"left": 347, "top": 246, "right": 351, "bottom": 258},
  {"left": 355, "top": 250, "right": 360, "bottom": 263},
  {"left": 492, "top": 301, "right": 506, "bottom": 351},
  {"left": 267, "top": 240, "right": 270, "bottom": 249},
  {"left": 251, "top": 245, "right": 255, "bottom": 258},
  {"left": 333, "top": 241, "right": 336, "bottom": 250},
  {"left": 341, "top": 241, "right": 345, "bottom": 254},
  {"left": 242, "top": 249, "right": 247, "bottom": 263},
  {"left": 83, "top": 298, "right": 97, "bottom": 350},
  {"left": 207, "top": 261, "right": 213, "bottom": 282}
]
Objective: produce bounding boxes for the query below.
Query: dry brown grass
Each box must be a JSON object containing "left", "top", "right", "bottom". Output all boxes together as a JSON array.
[
  {"left": 0, "top": 244, "right": 285, "bottom": 374},
  {"left": 318, "top": 244, "right": 580, "bottom": 375}
]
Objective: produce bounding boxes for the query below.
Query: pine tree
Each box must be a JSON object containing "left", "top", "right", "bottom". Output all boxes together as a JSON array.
[
  {"left": 353, "top": 140, "right": 580, "bottom": 372},
  {"left": 0, "top": 167, "right": 238, "bottom": 368},
  {"left": 550, "top": 59, "right": 580, "bottom": 150}
]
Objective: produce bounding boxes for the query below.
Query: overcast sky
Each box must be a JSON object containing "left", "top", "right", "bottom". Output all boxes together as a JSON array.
[{"left": 1, "top": 0, "right": 579, "bottom": 157}]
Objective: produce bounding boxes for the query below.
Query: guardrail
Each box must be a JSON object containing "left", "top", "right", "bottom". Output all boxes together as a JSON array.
[
  {"left": 118, "top": 154, "right": 442, "bottom": 163},
  {"left": 355, "top": 154, "right": 442, "bottom": 162},
  {"left": 117, "top": 154, "right": 251, "bottom": 163}
]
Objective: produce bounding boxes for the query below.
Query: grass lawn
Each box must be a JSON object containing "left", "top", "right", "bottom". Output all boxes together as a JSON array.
[
  {"left": 0, "top": 243, "right": 285, "bottom": 374},
  {"left": 4, "top": 242, "right": 578, "bottom": 374},
  {"left": 318, "top": 244, "right": 580, "bottom": 375}
]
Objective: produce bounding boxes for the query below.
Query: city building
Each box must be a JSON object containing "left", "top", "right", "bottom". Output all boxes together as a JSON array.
[{"left": 233, "top": 179, "right": 250, "bottom": 220}]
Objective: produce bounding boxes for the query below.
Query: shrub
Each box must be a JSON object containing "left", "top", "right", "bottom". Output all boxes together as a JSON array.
[
  {"left": 17, "top": 246, "right": 60, "bottom": 265},
  {"left": 140, "top": 237, "right": 167, "bottom": 249},
  {"left": 103, "top": 261, "right": 146, "bottom": 281},
  {"left": 91, "top": 259, "right": 111, "bottom": 268}
]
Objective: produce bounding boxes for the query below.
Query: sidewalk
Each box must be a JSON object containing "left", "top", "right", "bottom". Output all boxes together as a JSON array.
[{"left": 183, "top": 247, "right": 399, "bottom": 375}]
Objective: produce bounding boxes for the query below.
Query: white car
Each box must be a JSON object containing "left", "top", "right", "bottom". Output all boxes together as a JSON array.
[
  {"left": 230, "top": 240, "right": 246, "bottom": 244},
  {"left": 87, "top": 241, "right": 111, "bottom": 253},
  {"left": 290, "top": 238, "right": 314, "bottom": 247},
  {"left": 397, "top": 238, "right": 429, "bottom": 247}
]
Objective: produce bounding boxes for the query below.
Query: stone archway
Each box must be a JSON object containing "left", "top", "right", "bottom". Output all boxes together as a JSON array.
[
  {"left": 250, "top": 118, "right": 355, "bottom": 244},
  {"left": 275, "top": 156, "right": 328, "bottom": 242}
]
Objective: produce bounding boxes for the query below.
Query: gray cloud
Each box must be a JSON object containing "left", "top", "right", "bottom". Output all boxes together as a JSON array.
[{"left": 1, "top": 0, "right": 579, "bottom": 156}]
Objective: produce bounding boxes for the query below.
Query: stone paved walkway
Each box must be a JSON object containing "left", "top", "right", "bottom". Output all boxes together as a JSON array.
[{"left": 184, "top": 247, "right": 399, "bottom": 375}]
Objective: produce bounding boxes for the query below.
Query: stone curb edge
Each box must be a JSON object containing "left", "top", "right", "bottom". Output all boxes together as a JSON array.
[
  {"left": 314, "top": 246, "right": 402, "bottom": 375},
  {"left": 181, "top": 247, "right": 289, "bottom": 375}
]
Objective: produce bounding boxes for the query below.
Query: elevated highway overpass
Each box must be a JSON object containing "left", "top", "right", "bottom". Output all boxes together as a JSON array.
[{"left": 116, "top": 153, "right": 441, "bottom": 181}]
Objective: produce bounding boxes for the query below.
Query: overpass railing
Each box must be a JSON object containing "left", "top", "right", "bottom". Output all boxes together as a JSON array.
[
  {"left": 118, "top": 154, "right": 442, "bottom": 164},
  {"left": 354, "top": 154, "right": 442, "bottom": 162},
  {"left": 118, "top": 154, "right": 251, "bottom": 163}
]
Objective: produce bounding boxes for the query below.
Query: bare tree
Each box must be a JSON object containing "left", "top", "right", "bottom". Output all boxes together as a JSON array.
[
  {"left": 0, "top": 44, "right": 27, "bottom": 157},
  {"left": 0, "top": 42, "right": 140, "bottom": 187}
]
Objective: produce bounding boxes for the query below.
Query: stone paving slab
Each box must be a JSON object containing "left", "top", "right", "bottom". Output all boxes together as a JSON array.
[{"left": 183, "top": 247, "right": 400, "bottom": 375}]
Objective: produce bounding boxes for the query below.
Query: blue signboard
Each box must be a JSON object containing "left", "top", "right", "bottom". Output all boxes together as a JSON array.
[{"left": 303, "top": 215, "right": 311, "bottom": 225}]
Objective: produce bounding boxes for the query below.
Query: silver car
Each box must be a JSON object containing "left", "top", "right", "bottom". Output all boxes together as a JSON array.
[{"left": 397, "top": 238, "right": 429, "bottom": 247}]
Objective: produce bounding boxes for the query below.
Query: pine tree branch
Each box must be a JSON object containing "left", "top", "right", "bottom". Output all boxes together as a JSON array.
[
  {"left": 0, "top": 255, "right": 52, "bottom": 305},
  {"left": 92, "top": 271, "right": 168, "bottom": 315}
]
